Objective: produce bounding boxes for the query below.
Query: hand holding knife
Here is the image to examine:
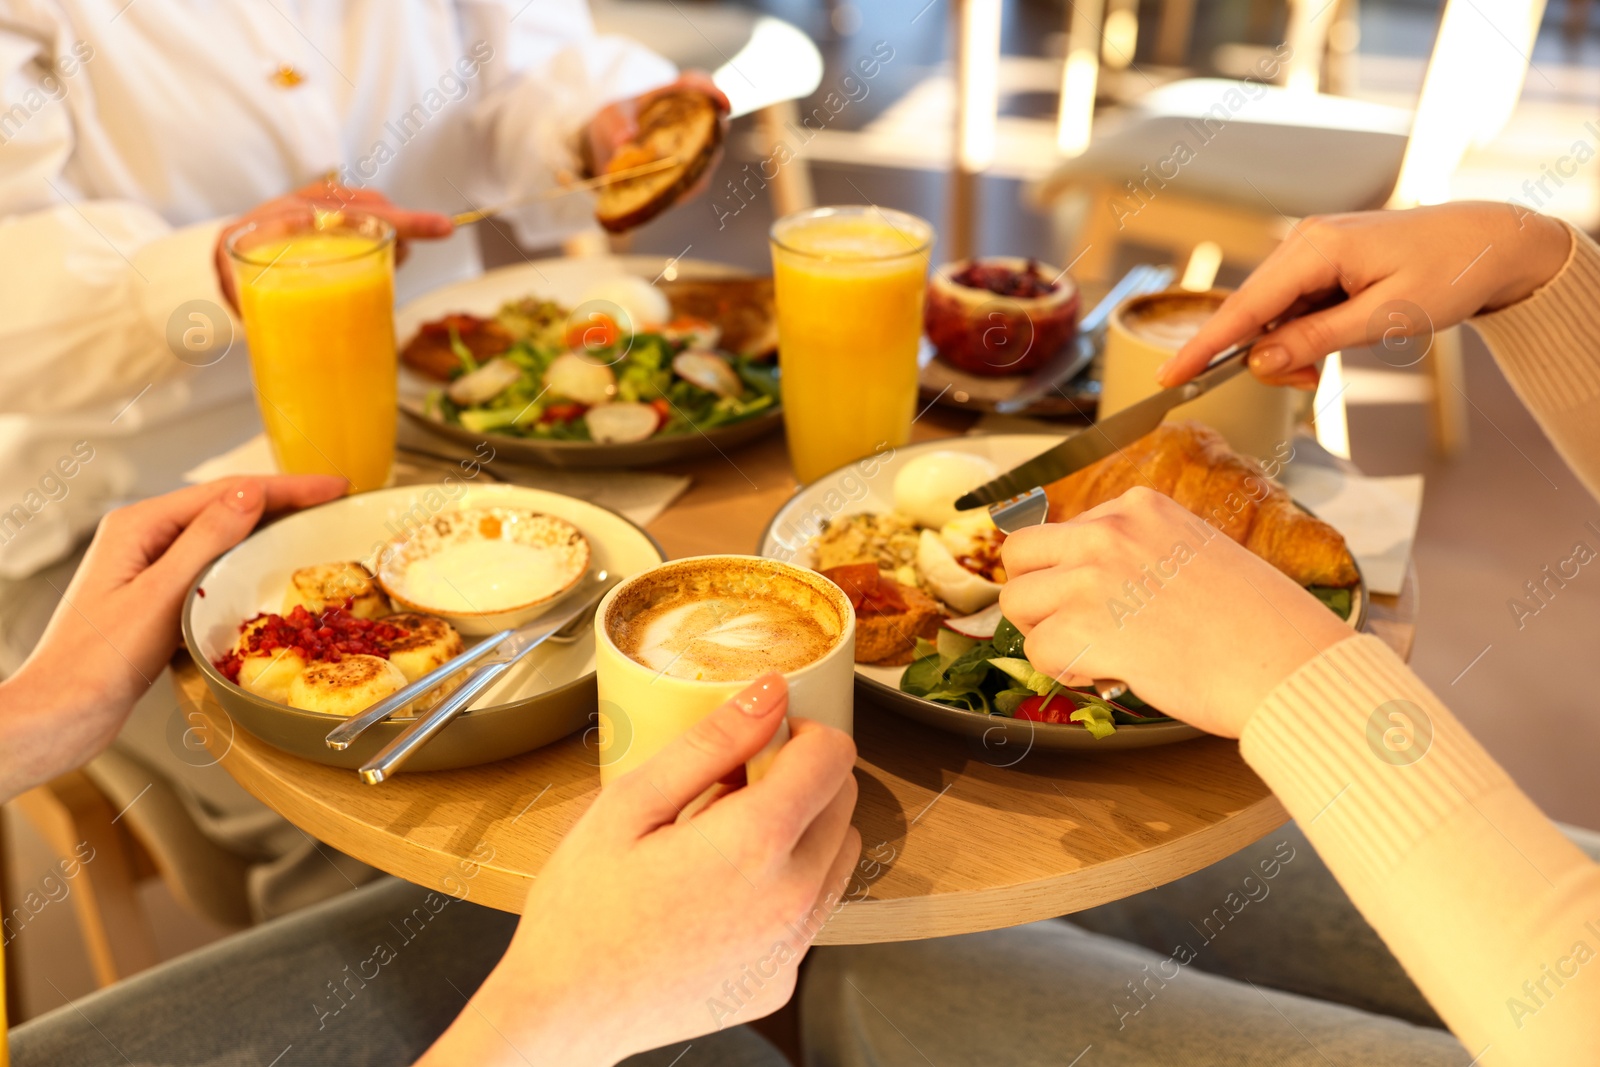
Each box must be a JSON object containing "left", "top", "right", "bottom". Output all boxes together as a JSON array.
[{"left": 961, "top": 288, "right": 1347, "bottom": 702}]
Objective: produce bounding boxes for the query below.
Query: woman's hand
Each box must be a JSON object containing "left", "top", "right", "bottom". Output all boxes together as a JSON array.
[
  {"left": 1156, "top": 202, "right": 1573, "bottom": 390},
  {"left": 0, "top": 475, "right": 347, "bottom": 801},
  {"left": 420, "top": 674, "right": 860, "bottom": 1067},
  {"left": 214, "top": 178, "right": 455, "bottom": 310},
  {"left": 998, "top": 487, "right": 1354, "bottom": 738}
]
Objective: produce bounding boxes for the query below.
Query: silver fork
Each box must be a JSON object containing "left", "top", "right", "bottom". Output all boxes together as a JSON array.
[{"left": 989, "top": 488, "right": 1128, "bottom": 702}]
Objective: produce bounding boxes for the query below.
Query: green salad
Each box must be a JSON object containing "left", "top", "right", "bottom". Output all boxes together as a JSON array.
[
  {"left": 422, "top": 299, "right": 778, "bottom": 443},
  {"left": 900, "top": 587, "right": 1355, "bottom": 738}
]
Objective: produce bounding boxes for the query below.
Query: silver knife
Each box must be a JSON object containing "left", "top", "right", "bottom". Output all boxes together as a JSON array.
[
  {"left": 956, "top": 289, "right": 1347, "bottom": 510},
  {"left": 956, "top": 346, "right": 1251, "bottom": 510},
  {"left": 995, "top": 265, "right": 1174, "bottom": 415}
]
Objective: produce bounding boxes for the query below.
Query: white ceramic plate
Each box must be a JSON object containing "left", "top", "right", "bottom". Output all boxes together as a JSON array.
[
  {"left": 395, "top": 255, "right": 782, "bottom": 468},
  {"left": 757, "top": 434, "right": 1365, "bottom": 752},
  {"left": 182, "top": 483, "right": 664, "bottom": 770}
]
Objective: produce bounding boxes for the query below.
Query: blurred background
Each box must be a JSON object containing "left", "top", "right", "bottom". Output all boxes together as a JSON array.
[{"left": 8, "top": 0, "right": 1600, "bottom": 1031}]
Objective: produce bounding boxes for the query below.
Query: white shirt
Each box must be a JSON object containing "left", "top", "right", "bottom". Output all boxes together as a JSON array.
[{"left": 0, "top": 0, "right": 674, "bottom": 577}]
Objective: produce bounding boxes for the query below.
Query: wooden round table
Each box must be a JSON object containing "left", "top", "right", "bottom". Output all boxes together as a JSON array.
[{"left": 176, "top": 410, "right": 1415, "bottom": 945}]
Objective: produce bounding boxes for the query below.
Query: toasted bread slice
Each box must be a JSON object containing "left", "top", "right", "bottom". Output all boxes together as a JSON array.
[
  {"left": 283, "top": 562, "right": 390, "bottom": 619},
  {"left": 853, "top": 583, "right": 943, "bottom": 666},
  {"left": 287, "top": 654, "right": 407, "bottom": 717},
  {"left": 595, "top": 89, "right": 723, "bottom": 233},
  {"left": 661, "top": 277, "right": 778, "bottom": 358},
  {"left": 401, "top": 314, "right": 515, "bottom": 382}
]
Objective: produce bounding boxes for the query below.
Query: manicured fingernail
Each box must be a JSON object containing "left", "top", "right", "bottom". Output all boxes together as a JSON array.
[
  {"left": 1250, "top": 345, "right": 1289, "bottom": 374},
  {"left": 732, "top": 672, "right": 786, "bottom": 716},
  {"left": 1155, "top": 358, "right": 1176, "bottom": 385}
]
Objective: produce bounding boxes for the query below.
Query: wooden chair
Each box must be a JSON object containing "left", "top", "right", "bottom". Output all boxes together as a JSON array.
[
  {"left": 10, "top": 744, "right": 254, "bottom": 988},
  {"left": 11, "top": 771, "right": 163, "bottom": 986},
  {"left": 1033, "top": 0, "right": 1546, "bottom": 458}
]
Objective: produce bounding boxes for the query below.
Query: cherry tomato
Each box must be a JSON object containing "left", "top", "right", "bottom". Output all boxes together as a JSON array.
[
  {"left": 541, "top": 402, "right": 587, "bottom": 424},
  {"left": 1012, "top": 693, "right": 1077, "bottom": 724},
  {"left": 565, "top": 313, "right": 620, "bottom": 352},
  {"left": 648, "top": 397, "right": 673, "bottom": 425}
]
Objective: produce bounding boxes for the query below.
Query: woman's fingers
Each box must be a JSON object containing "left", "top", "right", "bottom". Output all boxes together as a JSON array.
[
  {"left": 1241, "top": 284, "right": 1397, "bottom": 380},
  {"left": 798, "top": 823, "right": 861, "bottom": 943},
  {"left": 997, "top": 564, "right": 1075, "bottom": 632},
  {"left": 125, "top": 475, "right": 344, "bottom": 538},
  {"left": 1158, "top": 235, "right": 1343, "bottom": 386},
  {"left": 704, "top": 718, "right": 857, "bottom": 857},
  {"left": 786, "top": 772, "right": 858, "bottom": 880},
  {"left": 608, "top": 673, "right": 790, "bottom": 831},
  {"left": 356, "top": 204, "right": 455, "bottom": 241},
  {"left": 666, "top": 69, "right": 731, "bottom": 112},
  {"left": 135, "top": 480, "right": 271, "bottom": 604},
  {"left": 1257, "top": 365, "right": 1322, "bottom": 391},
  {"left": 256, "top": 473, "right": 350, "bottom": 512},
  {"left": 115, "top": 475, "right": 344, "bottom": 567}
]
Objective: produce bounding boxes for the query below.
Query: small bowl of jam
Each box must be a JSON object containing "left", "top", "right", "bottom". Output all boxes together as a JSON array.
[{"left": 924, "top": 257, "right": 1080, "bottom": 376}]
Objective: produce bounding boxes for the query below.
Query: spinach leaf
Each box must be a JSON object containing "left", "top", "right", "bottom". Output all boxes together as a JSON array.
[
  {"left": 899, "top": 654, "right": 947, "bottom": 696},
  {"left": 1309, "top": 585, "right": 1354, "bottom": 620},
  {"left": 992, "top": 616, "right": 1026, "bottom": 657}
]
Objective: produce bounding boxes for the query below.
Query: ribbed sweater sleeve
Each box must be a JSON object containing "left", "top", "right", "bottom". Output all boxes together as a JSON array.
[
  {"left": 1242, "top": 636, "right": 1600, "bottom": 1064},
  {"left": 1469, "top": 221, "right": 1600, "bottom": 500},
  {"left": 1238, "top": 229, "right": 1600, "bottom": 1065}
]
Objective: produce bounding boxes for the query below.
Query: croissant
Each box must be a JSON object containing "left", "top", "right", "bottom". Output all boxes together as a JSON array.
[{"left": 1043, "top": 421, "right": 1360, "bottom": 587}]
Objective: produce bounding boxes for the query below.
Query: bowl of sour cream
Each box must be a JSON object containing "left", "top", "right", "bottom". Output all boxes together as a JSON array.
[{"left": 376, "top": 507, "right": 592, "bottom": 635}]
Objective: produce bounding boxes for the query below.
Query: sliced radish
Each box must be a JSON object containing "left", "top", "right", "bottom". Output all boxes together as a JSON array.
[
  {"left": 672, "top": 351, "right": 743, "bottom": 398},
  {"left": 663, "top": 317, "right": 722, "bottom": 351},
  {"left": 942, "top": 602, "right": 1005, "bottom": 639},
  {"left": 586, "top": 402, "right": 660, "bottom": 444},
  {"left": 544, "top": 352, "right": 617, "bottom": 405},
  {"left": 446, "top": 357, "right": 523, "bottom": 406}
]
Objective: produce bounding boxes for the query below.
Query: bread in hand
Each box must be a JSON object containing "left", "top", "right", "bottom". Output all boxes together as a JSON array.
[
  {"left": 595, "top": 89, "right": 723, "bottom": 234},
  {"left": 1043, "top": 421, "right": 1360, "bottom": 587}
]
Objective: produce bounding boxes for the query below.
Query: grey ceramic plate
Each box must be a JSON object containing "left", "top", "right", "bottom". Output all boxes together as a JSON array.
[
  {"left": 396, "top": 255, "right": 782, "bottom": 468},
  {"left": 182, "top": 484, "right": 665, "bottom": 772},
  {"left": 757, "top": 434, "right": 1366, "bottom": 752}
]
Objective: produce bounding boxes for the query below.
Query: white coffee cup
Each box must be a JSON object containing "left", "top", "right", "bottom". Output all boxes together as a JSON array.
[
  {"left": 593, "top": 555, "right": 857, "bottom": 788},
  {"left": 1101, "top": 289, "right": 1296, "bottom": 462}
]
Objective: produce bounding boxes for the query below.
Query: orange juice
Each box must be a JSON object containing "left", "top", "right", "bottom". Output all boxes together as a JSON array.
[
  {"left": 771, "top": 207, "right": 933, "bottom": 483},
  {"left": 230, "top": 217, "right": 397, "bottom": 492}
]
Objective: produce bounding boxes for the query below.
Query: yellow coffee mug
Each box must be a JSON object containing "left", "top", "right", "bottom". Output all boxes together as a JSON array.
[
  {"left": 593, "top": 556, "right": 857, "bottom": 788},
  {"left": 1101, "top": 289, "right": 1296, "bottom": 462}
]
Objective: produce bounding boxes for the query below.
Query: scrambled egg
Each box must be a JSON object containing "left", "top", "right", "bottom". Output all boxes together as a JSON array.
[{"left": 813, "top": 513, "right": 922, "bottom": 589}]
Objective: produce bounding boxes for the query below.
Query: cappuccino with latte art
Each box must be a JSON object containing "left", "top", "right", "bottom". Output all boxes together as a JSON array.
[{"left": 594, "top": 556, "right": 857, "bottom": 786}]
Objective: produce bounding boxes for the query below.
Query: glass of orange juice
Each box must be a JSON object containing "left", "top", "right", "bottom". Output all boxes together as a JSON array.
[
  {"left": 227, "top": 210, "right": 398, "bottom": 492},
  {"left": 770, "top": 206, "right": 934, "bottom": 483}
]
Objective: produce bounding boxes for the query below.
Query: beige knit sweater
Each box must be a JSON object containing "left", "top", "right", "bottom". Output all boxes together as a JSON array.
[{"left": 1240, "top": 224, "right": 1600, "bottom": 1065}]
